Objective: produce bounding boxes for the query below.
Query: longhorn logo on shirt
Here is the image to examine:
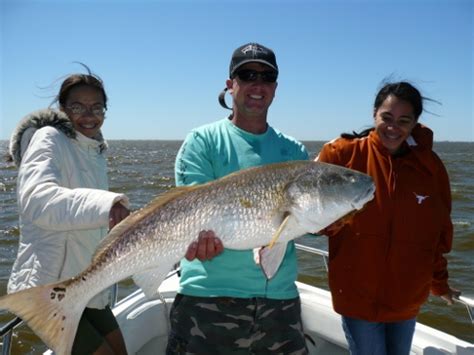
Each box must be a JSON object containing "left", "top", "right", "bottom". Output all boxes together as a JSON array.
[{"left": 413, "top": 192, "right": 429, "bottom": 204}]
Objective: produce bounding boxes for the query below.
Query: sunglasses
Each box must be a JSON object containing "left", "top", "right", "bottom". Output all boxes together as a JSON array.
[{"left": 233, "top": 69, "right": 278, "bottom": 83}]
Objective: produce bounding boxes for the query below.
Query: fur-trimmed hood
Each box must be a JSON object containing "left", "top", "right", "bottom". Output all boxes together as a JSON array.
[{"left": 9, "top": 108, "right": 107, "bottom": 166}]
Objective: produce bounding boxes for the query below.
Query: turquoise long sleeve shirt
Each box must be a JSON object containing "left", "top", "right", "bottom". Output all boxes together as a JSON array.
[{"left": 175, "top": 117, "right": 308, "bottom": 299}]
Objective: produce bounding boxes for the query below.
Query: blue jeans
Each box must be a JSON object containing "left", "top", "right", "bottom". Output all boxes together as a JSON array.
[{"left": 342, "top": 316, "right": 416, "bottom": 355}]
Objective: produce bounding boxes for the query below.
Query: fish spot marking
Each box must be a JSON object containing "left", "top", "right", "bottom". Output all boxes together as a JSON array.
[
  {"left": 239, "top": 198, "right": 253, "bottom": 208},
  {"left": 51, "top": 287, "right": 66, "bottom": 302}
]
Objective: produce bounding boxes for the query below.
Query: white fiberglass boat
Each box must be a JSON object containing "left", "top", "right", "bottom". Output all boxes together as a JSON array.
[{"left": 113, "top": 245, "right": 474, "bottom": 355}]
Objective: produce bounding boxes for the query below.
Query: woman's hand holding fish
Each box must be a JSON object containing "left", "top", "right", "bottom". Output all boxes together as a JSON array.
[
  {"left": 440, "top": 287, "right": 462, "bottom": 305},
  {"left": 109, "top": 202, "right": 130, "bottom": 230},
  {"left": 185, "top": 230, "right": 224, "bottom": 261}
]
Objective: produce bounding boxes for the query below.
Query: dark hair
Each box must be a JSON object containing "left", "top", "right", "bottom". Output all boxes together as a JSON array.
[
  {"left": 341, "top": 81, "right": 432, "bottom": 139},
  {"left": 374, "top": 81, "right": 423, "bottom": 119},
  {"left": 53, "top": 63, "right": 108, "bottom": 109}
]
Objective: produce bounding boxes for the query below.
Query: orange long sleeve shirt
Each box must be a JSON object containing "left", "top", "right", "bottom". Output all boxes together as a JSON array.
[{"left": 317, "top": 124, "right": 453, "bottom": 321}]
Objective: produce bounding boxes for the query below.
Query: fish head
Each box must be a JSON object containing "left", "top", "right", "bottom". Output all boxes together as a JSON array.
[{"left": 284, "top": 162, "right": 375, "bottom": 233}]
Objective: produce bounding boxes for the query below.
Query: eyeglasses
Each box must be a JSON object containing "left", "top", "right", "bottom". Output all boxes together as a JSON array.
[
  {"left": 66, "top": 103, "right": 106, "bottom": 117},
  {"left": 233, "top": 69, "right": 278, "bottom": 83}
]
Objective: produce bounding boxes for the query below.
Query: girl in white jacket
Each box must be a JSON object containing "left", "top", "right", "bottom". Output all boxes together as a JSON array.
[{"left": 8, "top": 69, "right": 129, "bottom": 355}]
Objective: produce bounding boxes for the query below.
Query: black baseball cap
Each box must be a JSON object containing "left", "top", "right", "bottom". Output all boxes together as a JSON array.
[{"left": 229, "top": 43, "right": 278, "bottom": 78}]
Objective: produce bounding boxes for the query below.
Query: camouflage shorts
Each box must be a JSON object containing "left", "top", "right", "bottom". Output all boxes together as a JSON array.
[{"left": 166, "top": 294, "right": 308, "bottom": 355}]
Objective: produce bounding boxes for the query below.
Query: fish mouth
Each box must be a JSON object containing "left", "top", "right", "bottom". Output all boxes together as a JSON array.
[{"left": 351, "top": 184, "right": 376, "bottom": 210}]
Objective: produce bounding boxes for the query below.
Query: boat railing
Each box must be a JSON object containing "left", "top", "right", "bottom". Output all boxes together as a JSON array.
[
  {"left": 294, "top": 243, "right": 474, "bottom": 324},
  {"left": 295, "top": 243, "right": 329, "bottom": 271},
  {"left": 0, "top": 244, "right": 473, "bottom": 354}
]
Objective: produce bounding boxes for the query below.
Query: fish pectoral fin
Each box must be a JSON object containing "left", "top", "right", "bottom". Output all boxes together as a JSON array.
[
  {"left": 133, "top": 265, "right": 174, "bottom": 299},
  {"left": 268, "top": 213, "right": 290, "bottom": 248},
  {"left": 258, "top": 243, "right": 288, "bottom": 280}
]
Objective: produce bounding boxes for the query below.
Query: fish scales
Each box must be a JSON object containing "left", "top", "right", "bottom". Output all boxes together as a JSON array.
[{"left": 75, "top": 163, "right": 295, "bottom": 294}]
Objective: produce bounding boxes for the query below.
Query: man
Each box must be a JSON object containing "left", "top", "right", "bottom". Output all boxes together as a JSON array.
[{"left": 166, "top": 43, "right": 309, "bottom": 354}]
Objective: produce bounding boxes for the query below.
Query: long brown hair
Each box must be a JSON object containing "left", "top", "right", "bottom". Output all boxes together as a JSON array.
[{"left": 53, "top": 63, "right": 108, "bottom": 110}]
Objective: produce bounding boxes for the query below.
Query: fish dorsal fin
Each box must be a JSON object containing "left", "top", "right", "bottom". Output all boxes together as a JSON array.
[
  {"left": 92, "top": 186, "right": 198, "bottom": 262},
  {"left": 218, "top": 160, "right": 308, "bottom": 182}
]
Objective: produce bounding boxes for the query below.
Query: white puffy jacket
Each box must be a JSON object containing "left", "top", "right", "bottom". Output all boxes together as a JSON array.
[{"left": 7, "top": 109, "right": 129, "bottom": 309}]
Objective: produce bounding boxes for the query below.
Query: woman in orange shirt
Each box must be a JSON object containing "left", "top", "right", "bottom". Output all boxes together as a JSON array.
[{"left": 316, "top": 81, "right": 459, "bottom": 355}]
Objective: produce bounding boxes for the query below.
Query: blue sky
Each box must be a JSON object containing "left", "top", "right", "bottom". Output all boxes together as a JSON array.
[{"left": 1, "top": 0, "right": 472, "bottom": 142}]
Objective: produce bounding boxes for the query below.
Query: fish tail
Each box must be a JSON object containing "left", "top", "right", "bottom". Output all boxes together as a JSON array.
[{"left": 0, "top": 281, "right": 85, "bottom": 355}]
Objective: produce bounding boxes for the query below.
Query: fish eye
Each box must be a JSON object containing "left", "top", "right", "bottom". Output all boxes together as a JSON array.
[
  {"left": 340, "top": 172, "right": 358, "bottom": 184},
  {"left": 323, "top": 173, "right": 345, "bottom": 186}
]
